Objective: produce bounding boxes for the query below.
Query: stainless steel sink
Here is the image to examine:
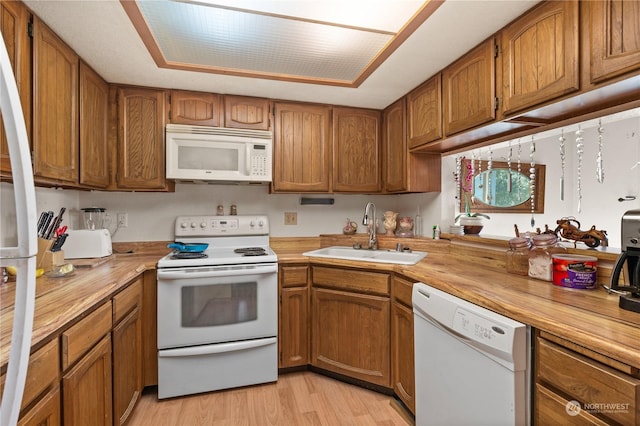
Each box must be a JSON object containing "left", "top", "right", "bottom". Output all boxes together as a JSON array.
[{"left": 302, "top": 246, "right": 427, "bottom": 265}]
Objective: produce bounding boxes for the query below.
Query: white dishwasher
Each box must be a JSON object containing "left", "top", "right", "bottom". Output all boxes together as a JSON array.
[{"left": 412, "top": 282, "right": 531, "bottom": 426}]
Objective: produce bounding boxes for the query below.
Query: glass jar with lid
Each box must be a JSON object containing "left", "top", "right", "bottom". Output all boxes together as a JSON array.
[
  {"left": 506, "top": 237, "right": 531, "bottom": 276},
  {"left": 528, "top": 234, "right": 566, "bottom": 281}
]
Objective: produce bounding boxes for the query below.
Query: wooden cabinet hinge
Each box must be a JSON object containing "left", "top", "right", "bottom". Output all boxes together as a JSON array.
[
  {"left": 27, "top": 19, "right": 34, "bottom": 38},
  {"left": 494, "top": 42, "right": 499, "bottom": 58},
  {"left": 494, "top": 97, "right": 500, "bottom": 110}
]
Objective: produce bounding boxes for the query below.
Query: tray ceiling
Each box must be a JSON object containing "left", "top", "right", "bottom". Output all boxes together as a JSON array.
[{"left": 123, "top": 0, "right": 441, "bottom": 87}]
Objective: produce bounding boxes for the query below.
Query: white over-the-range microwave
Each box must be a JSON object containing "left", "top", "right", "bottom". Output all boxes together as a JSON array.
[{"left": 166, "top": 124, "right": 273, "bottom": 184}]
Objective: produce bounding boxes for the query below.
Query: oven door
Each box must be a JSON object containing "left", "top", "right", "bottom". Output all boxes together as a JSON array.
[{"left": 157, "top": 263, "right": 277, "bottom": 349}]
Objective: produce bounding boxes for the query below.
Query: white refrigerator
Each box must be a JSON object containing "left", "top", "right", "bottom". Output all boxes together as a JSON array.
[{"left": 0, "top": 34, "right": 38, "bottom": 426}]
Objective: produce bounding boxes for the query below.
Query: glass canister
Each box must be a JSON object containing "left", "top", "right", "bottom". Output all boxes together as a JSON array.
[
  {"left": 528, "top": 234, "right": 567, "bottom": 281},
  {"left": 506, "top": 237, "right": 531, "bottom": 276}
]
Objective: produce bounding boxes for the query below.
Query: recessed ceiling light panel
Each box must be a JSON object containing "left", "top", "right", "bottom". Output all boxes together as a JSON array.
[
  {"left": 124, "top": 0, "right": 443, "bottom": 86},
  {"left": 138, "top": 1, "right": 392, "bottom": 80}
]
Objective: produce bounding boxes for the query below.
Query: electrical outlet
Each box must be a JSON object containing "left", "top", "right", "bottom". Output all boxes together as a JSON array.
[
  {"left": 117, "top": 213, "right": 128, "bottom": 228},
  {"left": 284, "top": 212, "right": 297, "bottom": 225}
]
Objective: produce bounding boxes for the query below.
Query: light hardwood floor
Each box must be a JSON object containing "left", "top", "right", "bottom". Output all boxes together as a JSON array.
[{"left": 128, "top": 371, "right": 412, "bottom": 425}]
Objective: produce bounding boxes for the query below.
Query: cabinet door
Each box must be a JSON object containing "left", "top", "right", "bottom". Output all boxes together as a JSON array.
[
  {"left": 32, "top": 17, "right": 79, "bottom": 184},
  {"left": 311, "top": 287, "right": 390, "bottom": 387},
  {"left": 169, "top": 90, "right": 223, "bottom": 126},
  {"left": 18, "top": 385, "right": 61, "bottom": 426},
  {"left": 79, "top": 61, "right": 109, "bottom": 188},
  {"left": 62, "top": 335, "right": 113, "bottom": 426},
  {"left": 112, "top": 307, "right": 142, "bottom": 425},
  {"left": 443, "top": 39, "right": 496, "bottom": 136},
  {"left": 141, "top": 271, "right": 158, "bottom": 387},
  {"left": 407, "top": 74, "right": 442, "bottom": 149},
  {"left": 383, "top": 98, "right": 442, "bottom": 193},
  {"left": 117, "top": 87, "right": 169, "bottom": 190},
  {"left": 279, "top": 266, "right": 309, "bottom": 368},
  {"left": 502, "top": 1, "right": 580, "bottom": 115},
  {"left": 0, "top": 0, "right": 31, "bottom": 175},
  {"left": 224, "top": 95, "right": 270, "bottom": 130},
  {"left": 332, "top": 107, "right": 381, "bottom": 193},
  {"left": 273, "top": 102, "right": 331, "bottom": 192},
  {"left": 589, "top": 0, "right": 640, "bottom": 83},
  {"left": 383, "top": 98, "right": 407, "bottom": 192},
  {"left": 391, "top": 301, "right": 415, "bottom": 414},
  {"left": 279, "top": 287, "right": 309, "bottom": 368}
]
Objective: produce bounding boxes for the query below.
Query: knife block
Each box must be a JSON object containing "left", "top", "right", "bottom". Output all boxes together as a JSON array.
[{"left": 36, "top": 238, "right": 64, "bottom": 270}]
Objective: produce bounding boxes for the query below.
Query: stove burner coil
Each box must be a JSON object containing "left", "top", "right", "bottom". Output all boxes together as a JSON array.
[
  {"left": 171, "top": 252, "right": 208, "bottom": 260},
  {"left": 234, "top": 247, "right": 267, "bottom": 256}
]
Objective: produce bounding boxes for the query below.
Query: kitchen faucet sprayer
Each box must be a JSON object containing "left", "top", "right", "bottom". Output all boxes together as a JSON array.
[{"left": 362, "top": 202, "right": 378, "bottom": 250}]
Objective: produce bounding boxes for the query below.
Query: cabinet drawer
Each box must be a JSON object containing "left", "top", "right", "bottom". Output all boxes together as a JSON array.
[
  {"left": 537, "top": 337, "right": 640, "bottom": 425},
  {"left": 392, "top": 276, "right": 414, "bottom": 308},
  {"left": 312, "top": 266, "right": 389, "bottom": 296},
  {"left": 535, "top": 383, "right": 608, "bottom": 426},
  {"left": 113, "top": 277, "right": 142, "bottom": 324},
  {"left": 280, "top": 266, "right": 308, "bottom": 288},
  {"left": 21, "top": 339, "right": 60, "bottom": 411},
  {"left": 62, "top": 301, "right": 112, "bottom": 370}
]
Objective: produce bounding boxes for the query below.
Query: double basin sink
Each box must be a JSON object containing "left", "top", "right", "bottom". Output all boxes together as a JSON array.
[{"left": 303, "top": 246, "right": 427, "bottom": 265}]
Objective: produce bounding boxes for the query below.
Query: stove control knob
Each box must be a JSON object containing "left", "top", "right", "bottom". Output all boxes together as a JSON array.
[
  {"left": 249, "top": 220, "right": 255, "bottom": 227},
  {"left": 180, "top": 222, "right": 188, "bottom": 229},
  {"left": 258, "top": 220, "right": 265, "bottom": 227},
  {"left": 190, "top": 222, "right": 197, "bottom": 229},
  {"left": 200, "top": 222, "right": 207, "bottom": 229},
  {"left": 631, "top": 238, "right": 639, "bottom": 245}
]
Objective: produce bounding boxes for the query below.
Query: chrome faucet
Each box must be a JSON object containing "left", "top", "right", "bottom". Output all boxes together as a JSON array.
[{"left": 362, "top": 202, "right": 378, "bottom": 250}]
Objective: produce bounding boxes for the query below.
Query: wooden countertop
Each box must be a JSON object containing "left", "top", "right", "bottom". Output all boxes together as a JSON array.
[
  {"left": 0, "top": 247, "right": 167, "bottom": 372},
  {"left": 2, "top": 236, "right": 638, "bottom": 377},
  {"left": 273, "top": 235, "right": 640, "bottom": 371}
]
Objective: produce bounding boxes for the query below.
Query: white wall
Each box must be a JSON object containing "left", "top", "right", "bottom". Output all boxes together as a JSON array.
[{"left": 2, "top": 110, "right": 638, "bottom": 249}]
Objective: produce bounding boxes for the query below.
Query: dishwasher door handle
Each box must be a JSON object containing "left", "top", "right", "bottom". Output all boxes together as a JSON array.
[{"left": 414, "top": 298, "right": 473, "bottom": 345}]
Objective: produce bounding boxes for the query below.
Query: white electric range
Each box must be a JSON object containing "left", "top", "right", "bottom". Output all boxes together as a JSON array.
[{"left": 156, "top": 215, "right": 278, "bottom": 399}]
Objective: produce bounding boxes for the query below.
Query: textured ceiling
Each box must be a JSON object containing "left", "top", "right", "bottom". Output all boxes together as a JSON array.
[{"left": 23, "top": 0, "right": 539, "bottom": 109}]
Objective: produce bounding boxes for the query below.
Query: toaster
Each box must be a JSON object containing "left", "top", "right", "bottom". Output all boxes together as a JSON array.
[{"left": 63, "top": 229, "right": 113, "bottom": 259}]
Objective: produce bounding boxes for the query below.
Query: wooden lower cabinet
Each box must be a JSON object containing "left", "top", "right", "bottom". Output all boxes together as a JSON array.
[
  {"left": 535, "top": 331, "right": 640, "bottom": 425},
  {"left": 279, "top": 265, "right": 310, "bottom": 368},
  {"left": 18, "top": 385, "right": 61, "bottom": 426},
  {"left": 311, "top": 280, "right": 390, "bottom": 387},
  {"left": 141, "top": 270, "right": 158, "bottom": 387},
  {"left": 62, "top": 335, "right": 113, "bottom": 426},
  {"left": 391, "top": 275, "right": 415, "bottom": 414},
  {"left": 112, "top": 278, "right": 143, "bottom": 425},
  {"left": 535, "top": 383, "right": 608, "bottom": 426}
]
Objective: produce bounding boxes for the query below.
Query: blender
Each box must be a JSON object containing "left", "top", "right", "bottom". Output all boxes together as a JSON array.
[{"left": 81, "top": 207, "right": 107, "bottom": 230}]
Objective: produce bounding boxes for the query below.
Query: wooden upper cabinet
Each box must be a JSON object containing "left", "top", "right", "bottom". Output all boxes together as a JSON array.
[
  {"left": 501, "top": 1, "right": 580, "bottom": 115},
  {"left": 168, "top": 90, "right": 223, "bottom": 127},
  {"left": 332, "top": 107, "right": 381, "bottom": 193},
  {"left": 443, "top": 39, "right": 496, "bottom": 136},
  {"left": 272, "top": 102, "right": 331, "bottom": 192},
  {"left": 32, "top": 17, "right": 79, "bottom": 184},
  {"left": 0, "top": 0, "right": 31, "bottom": 175},
  {"left": 79, "top": 62, "right": 110, "bottom": 188},
  {"left": 117, "top": 87, "right": 170, "bottom": 190},
  {"left": 407, "top": 74, "right": 442, "bottom": 149},
  {"left": 224, "top": 95, "right": 270, "bottom": 130},
  {"left": 383, "top": 98, "right": 407, "bottom": 192},
  {"left": 589, "top": 0, "right": 640, "bottom": 84}
]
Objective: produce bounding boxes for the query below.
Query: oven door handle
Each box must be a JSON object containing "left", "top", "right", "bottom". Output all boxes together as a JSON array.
[
  {"left": 159, "top": 337, "right": 277, "bottom": 358},
  {"left": 157, "top": 263, "right": 277, "bottom": 280}
]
